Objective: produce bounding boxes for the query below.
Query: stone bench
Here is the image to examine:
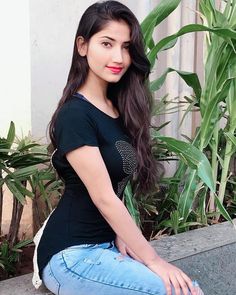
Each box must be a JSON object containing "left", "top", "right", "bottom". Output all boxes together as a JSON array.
[{"left": 1, "top": 219, "right": 236, "bottom": 295}]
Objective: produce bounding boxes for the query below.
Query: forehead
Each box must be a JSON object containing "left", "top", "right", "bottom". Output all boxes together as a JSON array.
[{"left": 94, "top": 20, "right": 131, "bottom": 41}]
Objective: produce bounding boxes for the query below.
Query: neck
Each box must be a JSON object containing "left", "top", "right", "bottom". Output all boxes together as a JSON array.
[{"left": 78, "top": 71, "right": 109, "bottom": 103}]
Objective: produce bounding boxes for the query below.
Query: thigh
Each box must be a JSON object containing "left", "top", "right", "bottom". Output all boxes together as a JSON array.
[{"left": 43, "top": 241, "right": 203, "bottom": 295}]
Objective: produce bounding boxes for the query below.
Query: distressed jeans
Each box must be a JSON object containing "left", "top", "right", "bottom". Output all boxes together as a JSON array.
[{"left": 42, "top": 240, "right": 204, "bottom": 295}]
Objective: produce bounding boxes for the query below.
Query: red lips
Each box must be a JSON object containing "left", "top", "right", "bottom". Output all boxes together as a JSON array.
[
  {"left": 107, "top": 66, "right": 123, "bottom": 69},
  {"left": 106, "top": 66, "right": 123, "bottom": 73}
]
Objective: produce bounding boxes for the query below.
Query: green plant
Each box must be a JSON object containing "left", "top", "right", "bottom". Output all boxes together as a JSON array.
[
  {"left": 0, "top": 121, "right": 64, "bottom": 279},
  {"left": 0, "top": 121, "right": 62, "bottom": 246},
  {"left": 30, "top": 165, "right": 63, "bottom": 234},
  {"left": 124, "top": 0, "right": 236, "bottom": 236},
  {"left": 157, "top": 0, "right": 236, "bottom": 228},
  {"left": 0, "top": 122, "right": 49, "bottom": 247},
  {"left": 0, "top": 238, "right": 32, "bottom": 280}
]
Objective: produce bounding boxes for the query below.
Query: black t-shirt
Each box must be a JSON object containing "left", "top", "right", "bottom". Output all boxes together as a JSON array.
[{"left": 36, "top": 93, "right": 138, "bottom": 278}]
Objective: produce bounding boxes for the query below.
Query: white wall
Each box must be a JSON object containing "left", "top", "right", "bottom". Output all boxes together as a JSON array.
[{"left": 0, "top": 0, "right": 31, "bottom": 138}]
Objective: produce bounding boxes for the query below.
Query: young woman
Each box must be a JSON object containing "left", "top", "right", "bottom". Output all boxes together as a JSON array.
[{"left": 32, "top": 1, "right": 204, "bottom": 295}]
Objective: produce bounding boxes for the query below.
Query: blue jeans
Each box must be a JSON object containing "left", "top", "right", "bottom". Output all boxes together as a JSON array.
[{"left": 42, "top": 241, "right": 204, "bottom": 295}]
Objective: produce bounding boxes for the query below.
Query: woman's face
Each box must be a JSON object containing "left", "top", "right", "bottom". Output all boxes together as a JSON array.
[{"left": 78, "top": 20, "right": 132, "bottom": 85}]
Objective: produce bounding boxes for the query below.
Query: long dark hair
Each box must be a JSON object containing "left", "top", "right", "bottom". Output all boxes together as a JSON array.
[{"left": 48, "top": 0, "right": 158, "bottom": 196}]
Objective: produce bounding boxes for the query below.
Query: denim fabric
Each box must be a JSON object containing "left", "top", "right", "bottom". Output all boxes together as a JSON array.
[{"left": 42, "top": 240, "right": 203, "bottom": 295}]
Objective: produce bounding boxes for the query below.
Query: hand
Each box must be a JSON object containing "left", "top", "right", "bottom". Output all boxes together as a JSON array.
[
  {"left": 114, "top": 235, "right": 143, "bottom": 263},
  {"left": 147, "top": 257, "right": 200, "bottom": 295}
]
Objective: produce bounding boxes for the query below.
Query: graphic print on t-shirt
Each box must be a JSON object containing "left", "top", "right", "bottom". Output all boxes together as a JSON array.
[{"left": 115, "top": 140, "right": 137, "bottom": 197}]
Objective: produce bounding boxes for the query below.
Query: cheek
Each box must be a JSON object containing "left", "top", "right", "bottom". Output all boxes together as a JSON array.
[{"left": 87, "top": 45, "right": 105, "bottom": 67}]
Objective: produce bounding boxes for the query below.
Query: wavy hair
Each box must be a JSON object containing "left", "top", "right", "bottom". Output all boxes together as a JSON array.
[{"left": 48, "top": 0, "right": 158, "bottom": 196}]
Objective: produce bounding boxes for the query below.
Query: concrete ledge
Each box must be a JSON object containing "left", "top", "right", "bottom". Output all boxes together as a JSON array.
[
  {"left": 0, "top": 219, "right": 236, "bottom": 295},
  {"left": 150, "top": 219, "right": 236, "bottom": 295},
  {"left": 150, "top": 218, "right": 236, "bottom": 261}
]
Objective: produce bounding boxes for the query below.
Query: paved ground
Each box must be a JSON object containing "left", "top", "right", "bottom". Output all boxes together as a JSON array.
[{"left": 1, "top": 219, "right": 236, "bottom": 295}]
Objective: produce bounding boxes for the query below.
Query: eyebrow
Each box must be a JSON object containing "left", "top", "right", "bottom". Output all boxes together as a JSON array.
[{"left": 99, "top": 36, "right": 130, "bottom": 43}]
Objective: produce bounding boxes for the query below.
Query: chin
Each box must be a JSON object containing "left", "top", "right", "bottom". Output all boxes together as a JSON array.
[{"left": 106, "top": 76, "right": 123, "bottom": 83}]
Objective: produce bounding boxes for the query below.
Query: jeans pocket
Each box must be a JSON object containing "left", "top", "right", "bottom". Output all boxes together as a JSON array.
[{"left": 42, "top": 261, "right": 61, "bottom": 295}]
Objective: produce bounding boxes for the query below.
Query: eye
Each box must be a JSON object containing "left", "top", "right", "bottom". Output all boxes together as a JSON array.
[
  {"left": 123, "top": 44, "right": 130, "bottom": 50},
  {"left": 102, "top": 41, "right": 112, "bottom": 48}
]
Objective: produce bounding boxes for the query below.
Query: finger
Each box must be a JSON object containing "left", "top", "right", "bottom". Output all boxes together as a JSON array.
[
  {"left": 116, "top": 242, "right": 127, "bottom": 256},
  {"left": 174, "top": 272, "right": 190, "bottom": 295},
  {"left": 180, "top": 272, "right": 197, "bottom": 295},
  {"left": 163, "top": 278, "right": 172, "bottom": 295},
  {"left": 169, "top": 274, "right": 182, "bottom": 295},
  {"left": 119, "top": 246, "right": 127, "bottom": 256}
]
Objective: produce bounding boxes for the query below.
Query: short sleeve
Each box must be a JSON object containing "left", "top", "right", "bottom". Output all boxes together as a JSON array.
[{"left": 55, "top": 104, "right": 99, "bottom": 156}]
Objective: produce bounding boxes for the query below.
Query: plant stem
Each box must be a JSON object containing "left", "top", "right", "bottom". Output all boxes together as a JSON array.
[
  {"left": 209, "top": 121, "right": 219, "bottom": 212},
  {"left": 216, "top": 135, "right": 234, "bottom": 220},
  {"left": 7, "top": 180, "right": 26, "bottom": 247}
]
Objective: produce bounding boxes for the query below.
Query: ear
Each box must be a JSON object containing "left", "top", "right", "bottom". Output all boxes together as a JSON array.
[{"left": 76, "top": 36, "right": 88, "bottom": 57}]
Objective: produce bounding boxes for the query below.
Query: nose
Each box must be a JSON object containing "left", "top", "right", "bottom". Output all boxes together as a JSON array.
[{"left": 112, "top": 46, "right": 123, "bottom": 63}]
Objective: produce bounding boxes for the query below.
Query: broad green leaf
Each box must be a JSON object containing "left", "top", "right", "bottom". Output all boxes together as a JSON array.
[
  {"left": 2, "top": 166, "right": 34, "bottom": 198},
  {"left": 228, "top": 1, "right": 236, "bottom": 27},
  {"left": 170, "top": 210, "right": 180, "bottom": 234},
  {"left": 12, "top": 166, "right": 38, "bottom": 179},
  {"left": 5, "top": 178, "right": 26, "bottom": 205},
  {"left": 151, "top": 121, "right": 171, "bottom": 133},
  {"left": 150, "top": 68, "right": 202, "bottom": 101},
  {"left": 12, "top": 239, "right": 33, "bottom": 250},
  {"left": 199, "top": 0, "right": 216, "bottom": 27},
  {"left": 200, "top": 78, "right": 233, "bottom": 149},
  {"left": 196, "top": 186, "right": 208, "bottom": 225},
  {"left": 14, "top": 180, "right": 34, "bottom": 198},
  {"left": 18, "top": 143, "right": 40, "bottom": 152},
  {"left": 226, "top": 61, "right": 236, "bottom": 128},
  {"left": 6, "top": 121, "right": 15, "bottom": 149},
  {"left": 141, "top": 0, "right": 181, "bottom": 49},
  {"left": 224, "top": 132, "right": 236, "bottom": 148},
  {"left": 178, "top": 170, "right": 198, "bottom": 221},
  {"left": 0, "top": 149, "right": 16, "bottom": 153},
  {"left": 216, "top": 45, "right": 234, "bottom": 93},
  {"left": 178, "top": 222, "right": 203, "bottom": 229},
  {"left": 157, "top": 136, "right": 214, "bottom": 191},
  {"left": 214, "top": 194, "right": 233, "bottom": 225},
  {"left": 124, "top": 182, "right": 141, "bottom": 228},
  {"left": 202, "top": 42, "right": 228, "bottom": 114},
  {"left": 148, "top": 24, "right": 236, "bottom": 68}
]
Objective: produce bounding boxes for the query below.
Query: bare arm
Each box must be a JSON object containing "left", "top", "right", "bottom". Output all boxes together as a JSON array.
[
  {"left": 66, "top": 146, "right": 159, "bottom": 266},
  {"left": 113, "top": 193, "right": 144, "bottom": 263}
]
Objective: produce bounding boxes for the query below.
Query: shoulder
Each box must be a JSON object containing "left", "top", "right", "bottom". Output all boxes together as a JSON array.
[
  {"left": 58, "top": 96, "right": 90, "bottom": 116},
  {"left": 55, "top": 96, "right": 96, "bottom": 127},
  {"left": 53, "top": 97, "right": 99, "bottom": 154}
]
